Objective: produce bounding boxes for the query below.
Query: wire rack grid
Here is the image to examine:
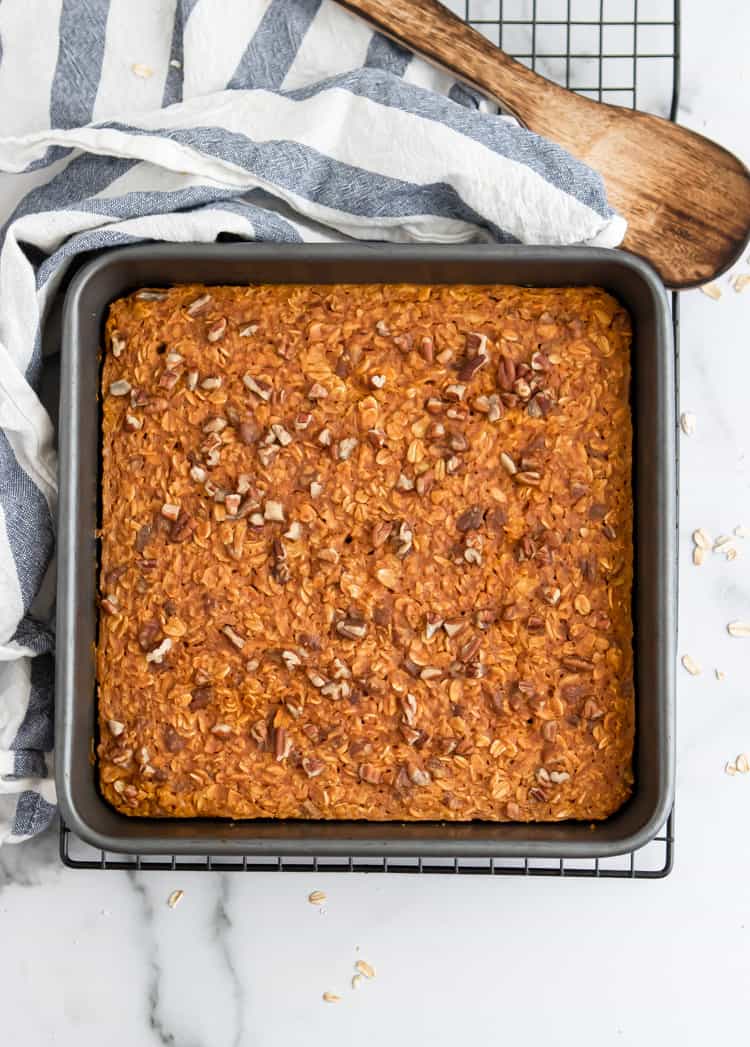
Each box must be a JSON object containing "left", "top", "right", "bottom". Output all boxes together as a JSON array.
[{"left": 61, "top": 0, "right": 679, "bottom": 877}]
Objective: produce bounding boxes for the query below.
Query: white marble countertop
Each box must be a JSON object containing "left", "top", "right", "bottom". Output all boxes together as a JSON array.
[{"left": 2, "top": 2, "right": 749, "bottom": 1043}]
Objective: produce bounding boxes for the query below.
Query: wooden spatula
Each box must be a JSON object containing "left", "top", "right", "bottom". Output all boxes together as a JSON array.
[{"left": 338, "top": 0, "right": 750, "bottom": 289}]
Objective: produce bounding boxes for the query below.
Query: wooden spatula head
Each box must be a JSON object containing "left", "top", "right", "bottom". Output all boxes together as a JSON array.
[{"left": 339, "top": 0, "right": 750, "bottom": 289}]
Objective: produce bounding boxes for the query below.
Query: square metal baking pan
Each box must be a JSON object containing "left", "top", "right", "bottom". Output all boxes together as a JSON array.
[{"left": 56, "top": 243, "right": 675, "bottom": 858}]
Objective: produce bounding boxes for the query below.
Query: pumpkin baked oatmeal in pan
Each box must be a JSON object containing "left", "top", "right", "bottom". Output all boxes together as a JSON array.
[{"left": 97, "top": 282, "right": 634, "bottom": 822}]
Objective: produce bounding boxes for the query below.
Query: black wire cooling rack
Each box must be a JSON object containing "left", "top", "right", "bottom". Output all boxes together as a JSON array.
[{"left": 60, "top": 0, "right": 679, "bottom": 877}]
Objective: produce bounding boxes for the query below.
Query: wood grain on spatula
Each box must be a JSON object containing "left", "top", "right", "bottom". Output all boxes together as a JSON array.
[{"left": 338, "top": 0, "right": 750, "bottom": 289}]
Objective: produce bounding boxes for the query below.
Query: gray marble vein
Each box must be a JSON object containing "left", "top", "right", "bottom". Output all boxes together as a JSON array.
[
  {"left": 0, "top": 820, "right": 60, "bottom": 890},
  {"left": 212, "top": 876, "right": 244, "bottom": 1047},
  {"left": 128, "top": 873, "right": 204, "bottom": 1047}
]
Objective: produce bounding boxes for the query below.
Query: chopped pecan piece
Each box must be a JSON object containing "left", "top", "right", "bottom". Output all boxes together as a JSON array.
[
  {"left": 456, "top": 504, "right": 484, "bottom": 532},
  {"left": 458, "top": 634, "right": 481, "bottom": 661},
  {"left": 187, "top": 293, "right": 212, "bottom": 316},
  {"left": 138, "top": 620, "right": 161, "bottom": 652},
  {"left": 207, "top": 317, "right": 227, "bottom": 342},
  {"left": 169, "top": 510, "right": 196, "bottom": 543},
  {"left": 100, "top": 594, "right": 120, "bottom": 616},
  {"left": 497, "top": 355, "right": 516, "bottom": 391},
  {"left": 221, "top": 624, "right": 246, "bottom": 650},
  {"left": 239, "top": 419, "right": 260, "bottom": 445},
  {"left": 271, "top": 538, "right": 291, "bottom": 584},
  {"left": 393, "top": 333, "right": 413, "bottom": 353},
  {"left": 164, "top": 725, "right": 185, "bottom": 752},
  {"left": 561, "top": 655, "right": 595, "bottom": 672},
  {"left": 189, "top": 686, "right": 213, "bottom": 711},
  {"left": 302, "top": 756, "right": 325, "bottom": 778},
  {"left": 358, "top": 764, "right": 382, "bottom": 785},
  {"left": 419, "top": 336, "right": 434, "bottom": 362},
  {"left": 336, "top": 618, "right": 367, "bottom": 640},
  {"left": 372, "top": 520, "right": 393, "bottom": 548}
]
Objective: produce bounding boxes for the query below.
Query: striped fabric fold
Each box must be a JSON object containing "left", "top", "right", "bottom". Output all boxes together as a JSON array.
[{"left": 0, "top": 0, "right": 624, "bottom": 842}]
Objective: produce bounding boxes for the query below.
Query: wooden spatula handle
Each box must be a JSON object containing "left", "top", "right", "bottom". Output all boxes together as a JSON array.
[{"left": 338, "top": 0, "right": 750, "bottom": 289}]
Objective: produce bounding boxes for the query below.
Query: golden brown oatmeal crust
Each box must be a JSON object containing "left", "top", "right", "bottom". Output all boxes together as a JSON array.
[{"left": 97, "top": 282, "right": 634, "bottom": 821}]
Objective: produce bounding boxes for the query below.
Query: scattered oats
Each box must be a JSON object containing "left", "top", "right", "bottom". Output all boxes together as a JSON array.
[
  {"left": 352, "top": 974, "right": 363, "bottom": 990},
  {"left": 132, "top": 63, "right": 154, "bottom": 79},
  {"left": 692, "top": 546, "right": 706, "bottom": 566},
  {"left": 681, "top": 654, "right": 702, "bottom": 675},
  {"left": 725, "top": 761, "right": 738, "bottom": 776},
  {"left": 355, "top": 960, "right": 376, "bottom": 979},
  {"left": 713, "top": 534, "right": 734, "bottom": 549},
  {"left": 733, "top": 273, "right": 750, "bottom": 293},
  {"left": 734, "top": 525, "right": 749, "bottom": 538},
  {"left": 169, "top": 58, "right": 182, "bottom": 69},
  {"left": 736, "top": 753, "right": 750, "bottom": 775},
  {"left": 167, "top": 889, "right": 184, "bottom": 909},
  {"left": 322, "top": 992, "right": 341, "bottom": 1004},
  {"left": 700, "top": 282, "right": 722, "bottom": 300},
  {"left": 715, "top": 669, "right": 726, "bottom": 681},
  {"left": 727, "top": 621, "right": 750, "bottom": 638},
  {"left": 725, "top": 546, "right": 739, "bottom": 562},
  {"left": 679, "top": 412, "right": 696, "bottom": 436},
  {"left": 308, "top": 890, "right": 326, "bottom": 905},
  {"left": 692, "top": 528, "right": 711, "bottom": 550}
]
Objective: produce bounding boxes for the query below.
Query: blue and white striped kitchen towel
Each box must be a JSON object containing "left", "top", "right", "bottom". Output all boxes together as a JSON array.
[{"left": 0, "top": 0, "right": 625, "bottom": 842}]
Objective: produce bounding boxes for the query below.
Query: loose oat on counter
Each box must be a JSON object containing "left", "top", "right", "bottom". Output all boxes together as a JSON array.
[{"left": 97, "top": 282, "right": 634, "bottom": 822}]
